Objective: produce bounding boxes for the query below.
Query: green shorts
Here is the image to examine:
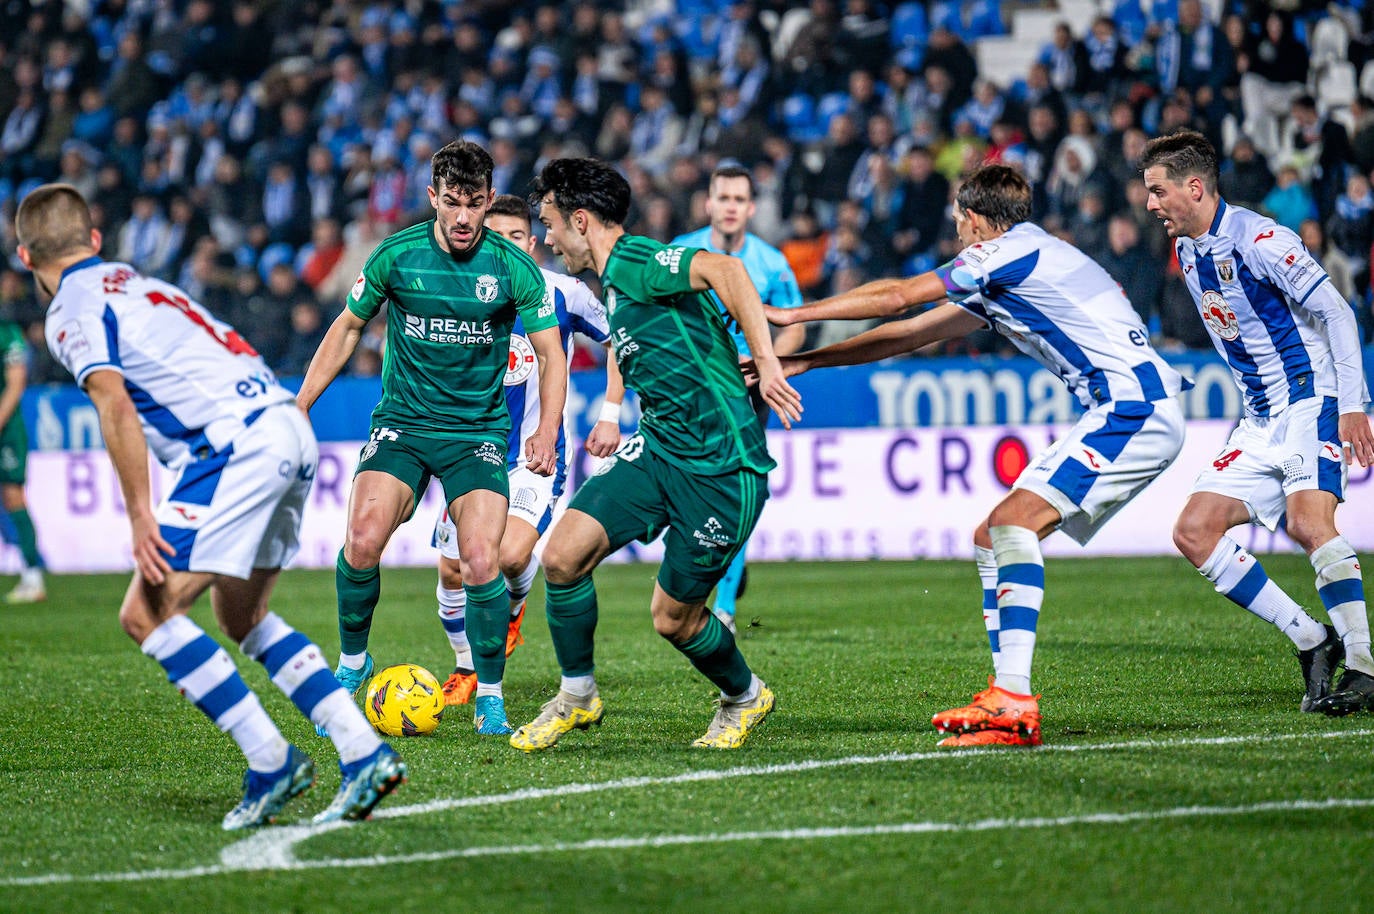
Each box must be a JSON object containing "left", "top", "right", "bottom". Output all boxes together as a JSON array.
[
  {"left": 354, "top": 427, "right": 508, "bottom": 514},
  {"left": 0, "top": 417, "right": 28, "bottom": 486},
  {"left": 569, "top": 434, "right": 769, "bottom": 604}
]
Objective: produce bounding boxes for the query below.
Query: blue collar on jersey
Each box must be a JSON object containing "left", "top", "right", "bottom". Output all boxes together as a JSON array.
[
  {"left": 57, "top": 256, "right": 104, "bottom": 293},
  {"left": 1207, "top": 197, "right": 1229, "bottom": 236}
]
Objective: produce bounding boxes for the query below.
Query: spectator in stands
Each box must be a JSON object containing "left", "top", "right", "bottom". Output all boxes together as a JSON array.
[
  {"left": 255, "top": 160, "right": 311, "bottom": 248},
  {"left": 1286, "top": 94, "right": 1353, "bottom": 219},
  {"left": 0, "top": 87, "right": 43, "bottom": 184},
  {"left": 1240, "top": 10, "right": 1311, "bottom": 156},
  {"left": 1350, "top": 95, "right": 1374, "bottom": 176},
  {"left": 1302, "top": 216, "right": 1357, "bottom": 306},
  {"left": 117, "top": 192, "right": 172, "bottom": 277},
  {"left": 1328, "top": 171, "right": 1374, "bottom": 293},
  {"left": 1083, "top": 15, "right": 1131, "bottom": 98},
  {"left": 298, "top": 217, "right": 346, "bottom": 295},
  {"left": 1101, "top": 212, "right": 1164, "bottom": 331},
  {"left": 278, "top": 300, "right": 328, "bottom": 377},
  {"left": 1261, "top": 163, "right": 1320, "bottom": 233},
  {"left": 923, "top": 25, "right": 977, "bottom": 108},
  {"left": 809, "top": 112, "right": 866, "bottom": 226},
  {"left": 1218, "top": 135, "right": 1276, "bottom": 210},
  {"left": 105, "top": 31, "right": 162, "bottom": 120},
  {"left": 1039, "top": 21, "right": 1090, "bottom": 95},
  {"left": 628, "top": 84, "right": 683, "bottom": 177}
]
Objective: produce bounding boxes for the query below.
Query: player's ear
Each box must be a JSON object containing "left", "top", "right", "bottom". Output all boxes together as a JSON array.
[
  {"left": 15, "top": 245, "right": 32, "bottom": 271},
  {"left": 90, "top": 228, "right": 102, "bottom": 254}
]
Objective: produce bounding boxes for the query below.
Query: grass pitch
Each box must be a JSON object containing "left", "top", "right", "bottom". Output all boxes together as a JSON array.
[{"left": 3, "top": 556, "right": 1373, "bottom": 913}]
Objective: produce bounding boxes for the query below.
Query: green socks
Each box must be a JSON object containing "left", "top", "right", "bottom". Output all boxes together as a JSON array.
[
  {"left": 335, "top": 551, "right": 380, "bottom": 656},
  {"left": 678, "top": 611, "right": 752, "bottom": 696},
  {"left": 464, "top": 575, "right": 509, "bottom": 685},
  {"left": 545, "top": 576, "right": 598, "bottom": 677},
  {"left": 9, "top": 509, "right": 43, "bottom": 569}
]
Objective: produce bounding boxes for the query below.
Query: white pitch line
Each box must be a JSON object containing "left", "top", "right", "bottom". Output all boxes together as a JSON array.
[
  {"left": 4, "top": 727, "right": 1372, "bottom": 888},
  {"left": 9, "top": 797, "right": 1374, "bottom": 887}
]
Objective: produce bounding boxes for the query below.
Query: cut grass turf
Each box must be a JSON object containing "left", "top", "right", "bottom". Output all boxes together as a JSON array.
[{"left": 3, "top": 556, "right": 1373, "bottom": 913}]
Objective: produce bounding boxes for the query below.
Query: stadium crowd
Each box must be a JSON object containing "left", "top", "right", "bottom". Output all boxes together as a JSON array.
[{"left": 4, "top": 0, "right": 1374, "bottom": 384}]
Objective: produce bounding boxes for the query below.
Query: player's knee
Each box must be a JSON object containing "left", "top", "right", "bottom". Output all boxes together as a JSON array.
[
  {"left": 541, "top": 542, "right": 584, "bottom": 584},
  {"left": 498, "top": 548, "right": 530, "bottom": 582},
  {"left": 342, "top": 533, "right": 387, "bottom": 569},
  {"left": 1284, "top": 514, "right": 1336, "bottom": 553},
  {"left": 1171, "top": 516, "right": 1213, "bottom": 566}
]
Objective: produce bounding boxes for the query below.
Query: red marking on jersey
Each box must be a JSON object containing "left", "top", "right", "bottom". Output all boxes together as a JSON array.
[
  {"left": 997, "top": 587, "right": 1013, "bottom": 600},
  {"left": 1083, "top": 449, "right": 1101, "bottom": 470},
  {"left": 1254, "top": 230, "right": 1275, "bottom": 242},
  {"left": 173, "top": 506, "right": 199, "bottom": 521},
  {"left": 1324, "top": 444, "right": 1341, "bottom": 459},
  {"left": 1239, "top": 555, "right": 1247, "bottom": 563}
]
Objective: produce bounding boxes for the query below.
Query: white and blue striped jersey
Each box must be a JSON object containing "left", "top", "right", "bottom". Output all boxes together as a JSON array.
[
  {"left": 502, "top": 269, "right": 609, "bottom": 473},
  {"left": 44, "top": 257, "right": 294, "bottom": 469},
  {"left": 942, "top": 223, "right": 1189, "bottom": 408},
  {"left": 1175, "top": 199, "right": 1369, "bottom": 418}
]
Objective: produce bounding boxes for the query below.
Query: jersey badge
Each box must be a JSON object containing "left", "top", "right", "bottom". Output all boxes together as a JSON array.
[
  {"left": 1215, "top": 259, "right": 1234, "bottom": 283},
  {"left": 404, "top": 313, "right": 425, "bottom": 338},
  {"left": 350, "top": 272, "right": 366, "bottom": 301},
  {"left": 654, "top": 247, "right": 685, "bottom": 273},
  {"left": 475, "top": 274, "right": 499, "bottom": 303},
  {"left": 1278, "top": 247, "right": 1317, "bottom": 290},
  {"left": 605, "top": 288, "right": 618, "bottom": 316},
  {"left": 1199, "top": 290, "right": 1241, "bottom": 341}
]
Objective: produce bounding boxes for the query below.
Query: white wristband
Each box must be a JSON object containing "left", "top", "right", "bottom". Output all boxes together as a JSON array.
[{"left": 598, "top": 400, "right": 622, "bottom": 425}]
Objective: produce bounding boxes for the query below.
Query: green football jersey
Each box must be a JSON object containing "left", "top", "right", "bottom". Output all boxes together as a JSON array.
[
  {"left": 600, "top": 235, "right": 774, "bottom": 475},
  {"left": 349, "top": 221, "right": 556, "bottom": 437},
  {"left": 0, "top": 322, "right": 25, "bottom": 435}
]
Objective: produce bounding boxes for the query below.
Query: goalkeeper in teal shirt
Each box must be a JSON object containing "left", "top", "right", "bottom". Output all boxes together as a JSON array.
[{"left": 673, "top": 164, "right": 804, "bottom": 630}]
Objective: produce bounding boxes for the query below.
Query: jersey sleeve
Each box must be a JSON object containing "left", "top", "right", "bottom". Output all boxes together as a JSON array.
[
  {"left": 1246, "top": 225, "right": 1328, "bottom": 304},
  {"left": 509, "top": 251, "right": 558, "bottom": 334},
  {"left": 47, "top": 304, "right": 119, "bottom": 386},
  {"left": 346, "top": 247, "right": 392, "bottom": 321},
  {"left": 638, "top": 244, "right": 699, "bottom": 300},
  {"left": 565, "top": 280, "right": 610, "bottom": 343},
  {"left": 765, "top": 252, "right": 804, "bottom": 310}
]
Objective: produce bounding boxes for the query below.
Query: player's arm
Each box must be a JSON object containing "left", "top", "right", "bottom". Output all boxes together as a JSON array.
[
  {"left": 1300, "top": 279, "right": 1374, "bottom": 466},
  {"left": 764, "top": 272, "right": 949, "bottom": 327},
  {"left": 690, "top": 251, "right": 803, "bottom": 428},
  {"left": 295, "top": 307, "right": 367, "bottom": 414},
  {"left": 84, "top": 369, "right": 175, "bottom": 584},
  {"left": 0, "top": 357, "right": 26, "bottom": 429},
  {"left": 585, "top": 348, "right": 625, "bottom": 458},
  {"left": 749, "top": 303, "right": 984, "bottom": 380},
  {"left": 766, "top": 257, "right": 807, "bottom": 357},
  {"left": 524, "top": 325, "right": 567, "bottom": 476}
]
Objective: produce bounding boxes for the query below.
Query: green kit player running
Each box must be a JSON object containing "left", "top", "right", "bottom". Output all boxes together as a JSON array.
[
  {"left": 0, "top": 317, "right": 46, "bottom": 603},
  {"left": 297, "top": 140, "right": 567, "bottom": 736},
  {"left": 510, "top": 157, "right": 803, "bottom": 752}
]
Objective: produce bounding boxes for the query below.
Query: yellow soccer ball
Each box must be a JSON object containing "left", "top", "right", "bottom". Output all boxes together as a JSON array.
[{"left": 364, "top": 663, "right": 444, "bottom": 737}]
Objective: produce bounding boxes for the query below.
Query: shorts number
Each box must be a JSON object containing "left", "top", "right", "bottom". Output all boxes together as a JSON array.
[
  {"left": 1212, "top": 449, "right": 1242, "bottom": 470},
  {"left": 617, "top": 435, "right": 645, "bottom": 461}
]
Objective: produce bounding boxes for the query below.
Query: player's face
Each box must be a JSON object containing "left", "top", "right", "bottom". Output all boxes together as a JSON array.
[
  {"left": 1142, "top": 165, "right": 1202, "bottom": 239},
  {"left": 706, "top": 176, "right": 755, "bottom": 237},
  {"left": 484, "top": 212, "right": 536, "bottom": 255},
  {"left": 537, "top": 192, "right": 593, "bottom": 273},
  {"left": 428, "top": 180, "right": 491, "bottom": 254},
  {"left": 951, "top": 203, "right": 977, "bottom": 247}
]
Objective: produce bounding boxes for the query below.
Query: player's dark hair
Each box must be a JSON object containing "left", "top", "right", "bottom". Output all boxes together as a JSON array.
[
  {"left": 1139, "top": 129, "right": 1219, "bottom": 193},
  {"left": 529, "top": 158, "right": 631, "bottom": 227},
  {"left": 15, "top": 183, "right": 95, "bottom": 268},
  {"left": 709, "top": 164, "right": 755, "bottom": 198},
  {"left": 430, "top": 140, "right": 494, "bottom": 196},
  {"left": 954, "top": 165, "right": 1031, "bottom": 230},
  {"left": 486, "top": 193, "right": 532, "bottom": 224}
]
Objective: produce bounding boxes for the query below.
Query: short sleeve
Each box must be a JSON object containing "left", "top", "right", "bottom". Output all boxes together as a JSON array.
[
  {"left": 566, "top": 281, "right": 610, "bottom": 342},
  {"left": 639, "top": 245, "right": 699, "bottom": 300},
  {"left": 1247, "top": 225, "right": 1327, "bottom": 302},
  {"left": 48, "top": 308, "right": 118, "bottom": 385},
  {"left": 511, "top": 254, "right": 558, "bottom": 334},
  {"left": 346, "top": 250, "right": 391, "bottom": 321}
]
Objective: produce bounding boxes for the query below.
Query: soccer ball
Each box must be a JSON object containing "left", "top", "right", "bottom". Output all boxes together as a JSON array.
[{"left": 364, "top": 663, "right": 445, "bottom": 737}]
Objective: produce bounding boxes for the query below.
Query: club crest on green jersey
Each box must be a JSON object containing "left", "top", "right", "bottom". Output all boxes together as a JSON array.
[{"left": 475, "top": 274, "right": 499, "bottom": 303}]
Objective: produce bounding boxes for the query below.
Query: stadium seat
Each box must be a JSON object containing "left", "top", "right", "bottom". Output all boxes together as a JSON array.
[
  {"left": 1314, "top": 61, "right": 1358, "bottom": 116},
  {"left": 1360, "top": 59, "right": 1374, "bottom": 100},
  {"left": 891, "top": 2, "right": 929, "bottom": 50},
  {"left": 815, "top": 91, "right": 852, "bottom": 130},
  {"left": 1112, "top": 0, "right": 1149, "bottom": 47},
  {"left": 1310, "top": 16, "right": 1351, "bottom": 69},
  {"left": 780, "top": 92, "right": 823, "bottom": 144}
]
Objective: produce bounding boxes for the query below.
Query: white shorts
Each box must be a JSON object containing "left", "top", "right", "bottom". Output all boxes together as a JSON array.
[
  {"left": 432, "top": 464, "right": 562, "bottom": 560},
  {"left": 1015, "top": 397, "right": 1186, "bottom": 546},
  {"left": 156, "top": 403, "right": 317, "bottom": 578},
  {"left": 1191, "top": 395, "right": 1347, "bottom": 531}
]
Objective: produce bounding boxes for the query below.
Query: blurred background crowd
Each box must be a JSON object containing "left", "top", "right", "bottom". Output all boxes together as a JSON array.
[{"left": 4, "top": 0, "right": 1374, "bottom": 383}]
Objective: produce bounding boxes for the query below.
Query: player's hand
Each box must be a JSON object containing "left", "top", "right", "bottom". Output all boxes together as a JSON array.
[
  {"left": 740, "top": 355, "right": 807, "bottom": 386},
  {"left": 585, "top": 421, "right": 621, "bottom": 458},
  {"left": 130, "top": 512, "right": 175, "bottom": 585},
  {"left": 751, "top": 354, "right": 803, "bottom": 429},
  {"left": 763, "top": 305, "right": 799, "bottom": 327},
  {"left": 1339, "top": 411, "right": 1374, "bottom": 468},
  {"left": 524, "top": 431, "right": 557, "bottom": 476}
]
